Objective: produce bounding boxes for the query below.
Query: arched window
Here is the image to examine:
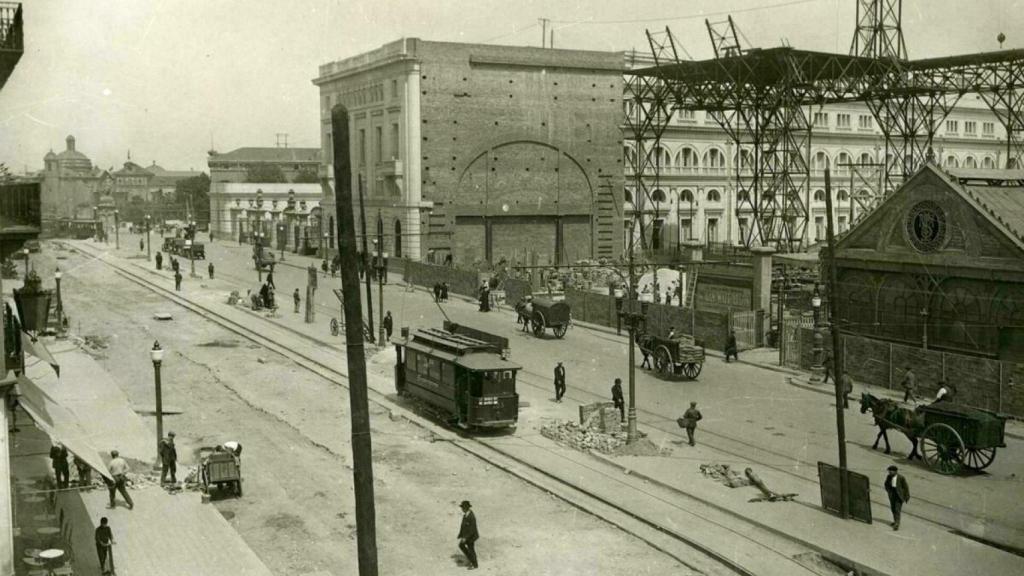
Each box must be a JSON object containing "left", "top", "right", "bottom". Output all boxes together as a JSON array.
[
  {"left": 624, "top": 189, "right": 634, "bottom": 204},
  {"left": 813, "top": 189, "right": 825, "bottom": 202},
  {"left": 735, "top": 148, "right": 753, "bottom": 171},
  {"left": 837, "top": 189, "right": 850, "bottom": 202},
  {"left": 836, "top": 151, "right": 851, "bottom": 171},
  {"left": 703, "top": 148, "right": 726, "bottom": 169},
  {"left": 679, "top": 189, "right": 694, "bottom": 203},
  {"left": 624, "top": 146, "right": 637, "bottom": 167},
  {"left": 964, "top": 156, "right": 978, "bottom": 169},
  {"left": 983, "top": 156, "right": 996, "bottom": 169},
  {"left": 812, "top": 150, "right": 828, "bottom": 171},
  {"left": 736, "top": 190, "right": 750, "bottom": 203},
  {"left": 706, "top": 189, "right": 721, "bottom": 202},
  {"left": 945, "top": 155, "right": 960, "bottom": 168},
  {"left": 651, "top": 146, "right": 672, "bottom": 167},
  {"left": 394, "top": 219, "right": 402, "bottom": 258},
  {"left": 651, "top": 189, "right": 667, "bottom": 203},
  {"left": 859, "top": 152, "right": 873, "bottom": 165},
  {"left": 676, "top": 147, "right": 698, "bottom": 168}
]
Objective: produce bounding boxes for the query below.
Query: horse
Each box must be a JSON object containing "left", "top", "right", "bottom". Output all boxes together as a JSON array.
[
  {"left": 859, "top": 392, "right": 924, "bottom": 460},
  {"left": 514, "top": 300, "right": 532, "bottom": 332}
]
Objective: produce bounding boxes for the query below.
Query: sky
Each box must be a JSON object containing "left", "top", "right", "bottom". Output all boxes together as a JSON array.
[{"left": 1, "top": 0, "right": 1022, "bottom": 174}]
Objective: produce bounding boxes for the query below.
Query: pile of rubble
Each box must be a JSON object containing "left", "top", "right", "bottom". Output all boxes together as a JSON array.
[
  {"left": 540, "top": 420, "right": 627, "bottom": 454},
  {"left": 699, "top": 463, "right": 751, "bottom": 488}
]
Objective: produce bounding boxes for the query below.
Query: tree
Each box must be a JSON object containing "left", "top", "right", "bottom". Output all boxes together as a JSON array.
[
  {"left": 292, "top": 167, "right": 320, "bottom": 183},
  {"left": 174, "top": 173, "right": 211, "bottom": 223},
  {"left": 245, "top": 164, "right": 286, "bottom": 183}
]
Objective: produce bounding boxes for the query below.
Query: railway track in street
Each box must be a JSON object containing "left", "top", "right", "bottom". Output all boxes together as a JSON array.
[{"left": 71, "top": 242, "right": 847, "bottom": 576}]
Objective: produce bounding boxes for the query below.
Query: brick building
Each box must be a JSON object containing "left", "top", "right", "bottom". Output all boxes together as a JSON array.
[{"left": 314, "top": 38, "right": 625, "bottom": 265}]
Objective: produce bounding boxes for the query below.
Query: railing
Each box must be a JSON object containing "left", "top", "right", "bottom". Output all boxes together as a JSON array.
[{"left": 0, "top": 3, "right": 22, "bottom": 51}]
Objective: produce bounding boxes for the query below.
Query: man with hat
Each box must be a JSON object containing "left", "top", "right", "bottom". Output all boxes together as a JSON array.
[
  {"left": 160, "top": 432, "right": 178, "bottom": 485},
  {"left": 553, "top": 361, "right": 566, "bottom": 402},
  {"left": 884, "top": 465, "right": 910, "bottom": 530},
  {"left": 679, "top": 402, "right": 703, "bottom": 446},
  {"left": 457, "top": 500, "right": 479, "bottom": 569},
  {"left": 49, "top": 441, "right": 70, "bottom": 489}
]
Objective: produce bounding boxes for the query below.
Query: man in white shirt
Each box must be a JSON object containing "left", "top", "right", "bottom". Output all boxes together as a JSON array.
[{"left": 106, "top": 450, "right": 134, "bottom": 510}]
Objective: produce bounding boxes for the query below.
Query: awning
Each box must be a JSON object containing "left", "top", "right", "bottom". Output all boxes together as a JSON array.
[
  {"left": 15, "top": 374, "right": 112, "bottom": 481},
  {"left": 22, "top": 335, "right": 59, "bottom": 377}
]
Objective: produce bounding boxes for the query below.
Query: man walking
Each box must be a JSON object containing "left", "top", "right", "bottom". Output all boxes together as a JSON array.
[
  {"left": 611, "top": 378, "right": 625, "bottom": 423},
  {"left": 383, "top": 311, "right": 394, "bottom": 341},
  {"left": 208, "top": 261, "right": 215, "bottom": 280},
  {"left": 433, "top": 283, "right": 441, "bottom": 303},
  {"left": 680, "top": 401, "right": 703, "bottom": 446},
  {"left": 900, "top": 366, "right": 917, "bottom": 403},
  {"left": 553, "top": 361, "right": 566, "bottom": 402},
  {"left": 840, "top": 372, "right": 854, "bottom": 409},
  {"left": 106, "top": 450, "right": 134, "bottom": 509},
  {"left": 293, "top": 288, "right": 301, "bottom": 314},
  {"left": 884, "top": 465, "right": 910, "bottom": 530},
  {"left": 724, "top": 330, "right": 739, "bottom": 362},
  {"left": 160, "top": 432, "right": 178, "bottom": 485},
  {"left": 442, "top": 282, "right": 449, "bottom": 302},
  {"left": 155, "top": 251, "right": 163, "bottom": 270},
  {"left": 139, "top": 238, "right": 144, "bottom": 252},
  {"left": 49, "top": 442, "right": 70, "bottom": 489},
  {"left": 457, "top": 500, "right": 479, "bottom": 570},
  {"left": 174, "top": 270, "right": 183, "bottom": 291},
  {"left": 96, "top": 517, "right": 114, "bottom": 575},
  {"left": 822, "top": 351, "right": 834, "bottom": 384}
]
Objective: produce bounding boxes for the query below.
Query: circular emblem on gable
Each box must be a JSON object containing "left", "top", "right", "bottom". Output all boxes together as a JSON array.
[{"left": 905, "top": 200, "right": 947, "bottom": 252}]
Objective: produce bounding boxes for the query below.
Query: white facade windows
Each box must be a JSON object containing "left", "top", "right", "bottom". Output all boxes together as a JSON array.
[
  {"left": 706, "top": 218, "right": 719, "bottom": 242},
  {"left": 859, "top": 152, "right": 873, "bottom": 165},
  {"left": 680, "top": 218, "right": 693, "bottom": 240},
  {"left": 391, "top": 79, "right": 398, "bottom": 99},
  {"left": 983, "top": 156, "right": 996, "bottom": 169},
  {"left": 946, "top": 119, "right": 959, "bottom": 134},
  {"left": 837, "top": 113, "right": 851, "bottom": 129},
  {"left": 983, "top": 121, "right": 995, "bottom": 136},
  {"left": 837, "top": 189, "right": 850, "bottom": 202},
  {"left": 813, "top": 189, "right": 825, "bottom": 202},
  {"left": 677, "top": 109, "right": 696, "bottom": 122},
  {"left": 858, "top": 114, "right": 873, "bottom": 130},
  {"left": 737, "top": 149, "right": 752, "bottom": 172},
  {"left": 703, "top": 148, "right": 725, "bottom": 170},
  {"left": 964, "top": 156, "right": 978, "bottom": 169},
  {"left": 945, "top": 154, "right": 959, "bottom": 168},
  {"left": 375, "top": 126, "right": 383, "bottom": 163},
  {"left": 813, "top": 112, "right": 829, "bottom": 127},
  {"left": 676, "top": 147, "right": 698, "bottom": 168},
  {"left": 965, "top": 121, "right": 977, "bottom": 136},
  {"left": 679, "top": 189, "right": 694, "bottom": 203},
  {"left": 624, "top": 146, "right": 637, "bottom": 168},
  {"left": 651, "top": 189, "right": 667, "bottom": 203},
  {"left": 812, "top": 151, "right": 828, "bottom": 172},
  {"left": 706, "top": 189, "right": 721, "bottom": 203},
  {"left": 652, "top": 147, "right": 672, "bottom": 167},
  {"left": 839, "top": 215, "right": 848, "bottom": 232},
  {"left": 359, "top": 129, "right": 366, "bottom": 165},
  {"left": 738, "top": 218, "right": 748, "bottom": 243},
  {"left": 391, "top": 124, "right": 400, "bottom": 160},
  {"left": 815, "top": 216, "right": 825, "bottom": 239},
  {"left": 836, "top": 152, "right": 851, "bottom": 172}
]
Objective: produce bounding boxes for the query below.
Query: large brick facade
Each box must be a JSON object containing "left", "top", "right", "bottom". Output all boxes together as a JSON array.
[{"left": 315, "top": 39, "right": 624, "bottom": 265}]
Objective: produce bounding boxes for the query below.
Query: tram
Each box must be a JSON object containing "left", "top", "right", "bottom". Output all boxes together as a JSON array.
[{"left": 394, "top": 322, "right": 521, "bottom": 429}]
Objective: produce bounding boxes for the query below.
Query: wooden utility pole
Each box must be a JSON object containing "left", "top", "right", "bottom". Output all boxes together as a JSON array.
[
  {"left": 332, "top": 105, "right": 379, "bottom": 576},
  {"left": 824, "top": 166, "right": 850, "bottom": 519},
  {"left": 358, "top": 174, "right": 374, "bottom": 341},
  {"left": 377, "top": 210, "right": 386, "bottom": 346},
  {"left": 305, "top": 264, "right": 317, "bottom": 324}
]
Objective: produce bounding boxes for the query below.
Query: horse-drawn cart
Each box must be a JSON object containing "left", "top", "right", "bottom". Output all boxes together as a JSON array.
[
  {"left": 518, "top": 298, "right": 571, "bottom": 339},
  {"left": 916, "top": 403, "right": 1007, "bottom": 475},
  {"left": 638, "top": 333, "right": 705, "bottom": 379}
]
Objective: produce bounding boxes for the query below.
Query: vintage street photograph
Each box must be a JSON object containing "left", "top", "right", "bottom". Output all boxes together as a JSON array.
[{"left": 0, "top": 1, "right": 1022, "bottom": 574}]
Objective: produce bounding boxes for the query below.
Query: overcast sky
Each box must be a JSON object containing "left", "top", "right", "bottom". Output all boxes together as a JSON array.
[{"left": 1, "top": 0, "right": 1021, "bottom": 174}]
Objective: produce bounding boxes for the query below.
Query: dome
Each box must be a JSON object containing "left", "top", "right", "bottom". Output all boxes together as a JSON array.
[{"left": 44, "top": 149, "right": 56, "bottom": 160}]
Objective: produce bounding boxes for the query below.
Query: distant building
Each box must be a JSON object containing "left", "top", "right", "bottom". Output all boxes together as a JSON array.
[
  {"left": 313, "top": 38, "right": 625, "bottom": 265},
  {"left": 40, "top": 135, "right": 104, "bottom": 220},
  {"left": 207, "top": 147, "right": 320, "bottom": 184},
  {"left": 208, "top": 183, "right": 322, "bottom": 253},
  {"left": 145, "top": 162, "right": 203, "bottom": 201},
  {"left": 110, "top": 160, "right": 152, "bottom": 206}
]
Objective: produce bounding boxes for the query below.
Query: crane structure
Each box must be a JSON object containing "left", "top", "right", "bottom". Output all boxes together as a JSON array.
[{"left": 626, "top": 0, "right": 1024, "bottom": 251}]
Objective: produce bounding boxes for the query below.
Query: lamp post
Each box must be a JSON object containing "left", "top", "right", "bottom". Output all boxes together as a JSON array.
[
  {"left": 114, "top": 209, "right": 120, "bottom": 249},
  {"left": 145, "top": 214, "right": 152, "bottom": 261},
  {"left": 92, "top": 206, "right": 99, "bottom": 241},
  {"left": 21, "top": 248, "right": 29, "bottom": 281},
  {"left": 920, "top": 307, "right": 929, "bottom": 350},
  {"left": 811, "top": 283, "right": 824, "bottom": 381},
  {"left": 54, "top": 267, "right": 64, "bottom": 336},
  {"left": 278, "top": 222, "right": 286, "bottom": 262},
  {"left": 375, "top": 210, "right": 387, "bottom": 346},
  {"left": 256, "top": 232, "right": 264, "bottom": 283},
  {"left": 150, "top": 340, "right": 165, "bottom": 466}
]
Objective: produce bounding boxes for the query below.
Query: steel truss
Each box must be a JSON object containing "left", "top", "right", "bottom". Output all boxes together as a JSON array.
[{"left": 626, "top": 1, "right": 1024, "bottom": 251}]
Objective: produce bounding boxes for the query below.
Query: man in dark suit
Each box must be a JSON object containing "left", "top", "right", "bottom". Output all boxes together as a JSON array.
[
  {"left": 457, "top": 500, "right": 479, "bottom": 569},
  {"left": 884, "top": 465, "right": 911, "bottom": 530},
  {"left": 553, "top": 362, "right": 566, "bottom": 402},
  {"left": 49, "top": 442, "right": 70, "bottom": 489},
  {"left": 611, "top": 378, "right": 625, "bottom": 422}
]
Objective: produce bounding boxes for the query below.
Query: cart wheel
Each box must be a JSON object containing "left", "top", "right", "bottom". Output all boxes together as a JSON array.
[
  {"left": 921, "top": 423, "right": 964, "bottom": 475},
  {"left": 553, "top": 324, "right": 568, "bottom": 339},
  {"left": 330, "top": 318, "right": 339, "bottom": 336},
  {"left": 654, "top": 346, "right": 672, "bottom": 374},
  {"left": 961, "top": 447, "right": 997, "bottom": 472},
  {"left": 681, "top": 362, "right": 702, "bottom": 380},
  {"left": 532, "top": 312, "right": 546, "bottom": 337},
  {"left": 235, "top": 480, "right": 243, "bottom": 497}
]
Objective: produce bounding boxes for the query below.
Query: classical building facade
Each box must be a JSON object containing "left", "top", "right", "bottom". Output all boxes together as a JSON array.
[
  {"left": 314, "top": 38, "right": 625, "bottom": 265},
  {"left": 207, "top": 146, "right": 320, "bottom": 184},
  {"left": 626, "top": 94, "right": 1008, "bottom": 252},
  {"left": 208, "top": 182, "right": 322, "bottom": 253},
  {"left": 110, "top": 160, "right": 202, "bottom": 205},
  {"left": 40, "top": 135, "right": 104, "bottom": 220}
]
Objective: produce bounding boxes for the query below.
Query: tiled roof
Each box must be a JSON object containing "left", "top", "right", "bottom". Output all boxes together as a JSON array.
[
  {"left": 208, "top": 147, "right": 320, "bottom": 164},
  {"left": 959, "top": 182, "right": 1024, "bottom": 245}
]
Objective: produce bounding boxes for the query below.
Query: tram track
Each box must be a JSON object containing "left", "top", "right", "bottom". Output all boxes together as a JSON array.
[{"left": 68, "top": 243, "right": 838, "bottom": 576}]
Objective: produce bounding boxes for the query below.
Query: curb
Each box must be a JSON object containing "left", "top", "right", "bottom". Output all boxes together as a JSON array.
[{"left": 588, "top": 451, "right": 892, "bottom": 576}]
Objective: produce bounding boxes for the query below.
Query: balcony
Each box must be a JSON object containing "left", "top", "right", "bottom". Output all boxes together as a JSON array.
[
  {"left": 377, "top": 157, "right": 403, "bottom": 177},
  {"left": 0, "top": 3, "right": 23, "bottom": 91}
]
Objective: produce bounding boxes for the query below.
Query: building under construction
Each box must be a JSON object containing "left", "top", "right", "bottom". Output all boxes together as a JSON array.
[{"left": 626, "top": 0, "right": 1024, "bottom": 252}]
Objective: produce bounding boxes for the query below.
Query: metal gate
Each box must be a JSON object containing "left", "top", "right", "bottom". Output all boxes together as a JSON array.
[
  {"left": 729, "top": 309, "right": 765, "bottom": 350},
  {"left": 782, "top": 311, "right": 813, "bottom": 368}
]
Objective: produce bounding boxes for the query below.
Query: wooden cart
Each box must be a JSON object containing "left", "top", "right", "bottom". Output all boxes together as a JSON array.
[
  {"left": 527, "top": 298, "right": 571, "bottom": 339},
  {"left": 916, "top": 403, "right": 1007, "bottom": 475},
  {"left": 638, "top": 333, "right": 705, "bottom": 379},
  {"left": 200, "top": 448, "right": 242, "bottom": 497}
]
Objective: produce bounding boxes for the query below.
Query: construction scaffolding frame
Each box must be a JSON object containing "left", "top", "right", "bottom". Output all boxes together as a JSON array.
[{"left": 626, "top": 0, "right": 1024, "bottom": 251}]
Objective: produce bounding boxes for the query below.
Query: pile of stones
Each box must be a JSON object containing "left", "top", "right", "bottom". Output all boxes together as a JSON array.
[{"left": 540, "top": 420, "right": 627, "bottom": 454}]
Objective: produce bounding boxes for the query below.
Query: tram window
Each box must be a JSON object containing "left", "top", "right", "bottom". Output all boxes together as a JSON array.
[
  {"left": 417, "top": 352, "right": 429, "bottom": 374},
  {"left": 406, "top": 350, "right": 418, "bottom": 371},
  {"left": 442, "top": 363, "right": 455, "bottom": 385},
  {"left": 428, "top": 357, "right": 441, "bottom": 380}
]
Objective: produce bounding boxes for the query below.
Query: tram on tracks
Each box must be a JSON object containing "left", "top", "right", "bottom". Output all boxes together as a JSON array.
[{"left": 393, "top": 322, "right": 521, "bottom": 429}]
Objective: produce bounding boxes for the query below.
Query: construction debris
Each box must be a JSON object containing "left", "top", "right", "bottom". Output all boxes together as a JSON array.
[
  {"left": 540, "top": 420, "right": 670, "bottom": 457},
  {"left": 746, "top": 468, "right": 798, "bottom": 503},
  {"left": 699, "top": 463, "right": 751, "bottom": 488}
]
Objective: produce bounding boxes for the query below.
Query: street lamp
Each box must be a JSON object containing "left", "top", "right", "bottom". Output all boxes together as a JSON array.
[
  {"left": 92, "top": 206, "right": 99, "bottom": 241},
  {"left": 145, "top": 214, "right": 152, "bottom": 261},
  {"left": 256, "top": 232, "right": 264, "bottom": 283},
  {"left": 278, "top": 222, "right": 286, "bottom": 262},
  {"left": 114, "top": 209, "right": 120, "bottom": 249},
  {"left": 811, "top": 283, "right": 824, "bottom": 381},
  {"left": 54, "top": 267, "right": 64, "bottom": 336},
  {"left": 150, "top": 340, "right": 165, "bottom": 467},
  {"left": 811, "top": 283, "right": 822, "bottom": 327}
]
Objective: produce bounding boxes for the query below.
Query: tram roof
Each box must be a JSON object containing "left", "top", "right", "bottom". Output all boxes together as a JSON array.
[
  {"left": 455, "top": 352, "right": 522, "bottom": 372},
  {"left": 410, "top": 328, "right": 500, "bottom": 354}
]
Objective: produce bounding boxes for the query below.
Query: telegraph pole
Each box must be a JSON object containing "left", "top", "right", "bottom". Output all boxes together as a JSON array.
[
  {"left": 376, "top": 210, "right": 386, "bottom": 346},
  {"left": 824, "top": 166, "right": 850, "bottom": 519},
  {"left": 358, "top": 175, "right": 374, "bottom": 341},
  {"left": 332, "top": 105, "right": 379, "bottom": 576}
]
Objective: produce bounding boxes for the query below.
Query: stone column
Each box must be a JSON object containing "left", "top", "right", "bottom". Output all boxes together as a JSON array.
[
  {"left": 405, "top": 63, "right": 423, "bottom": 261},
  {"left": 750, "top": 245, "right": 774, "bottom": 312}
]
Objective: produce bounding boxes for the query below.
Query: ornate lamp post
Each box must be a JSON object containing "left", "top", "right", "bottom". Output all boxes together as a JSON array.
[
  {"left": 145, "top": 214, "right": 152, "bottom": 261},
  {"left": 54, "top": 267, "right": 64, "bottom": 336},
  {"left": 811, "top": 283, "right": 824, "bottom": 382},
  {"left": 278, "top": 222, "right": 286, "bottom": 262},
  {"left": 114, "top": 209, "right": 120, "bottom": 249},
  {"left": 256, "top": 232, "right": 264, "bottom": 283},
  {"left": 150, "top": 341, "right": 165, "bottom": 466}
]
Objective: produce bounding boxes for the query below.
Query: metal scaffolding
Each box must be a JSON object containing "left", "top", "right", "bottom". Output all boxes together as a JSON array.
[{"left": 626, "top": 0, "right": 1024, "bottom": 251}]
